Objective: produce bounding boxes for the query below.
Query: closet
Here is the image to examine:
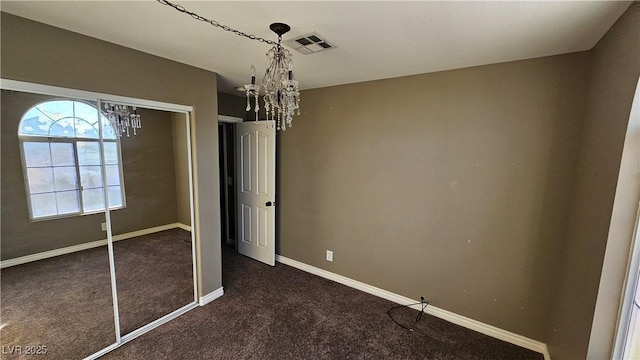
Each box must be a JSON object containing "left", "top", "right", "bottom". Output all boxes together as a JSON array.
[{"left": 0, "top": 80, "right": 198, "bottom": 359}]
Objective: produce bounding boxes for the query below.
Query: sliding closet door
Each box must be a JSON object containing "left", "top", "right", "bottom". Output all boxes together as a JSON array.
[
  {"left": 0, "top": 90, "right": 117, "bottom": 359},
  {"left": 104, "top": 106, "right": 196, "bottom": 336}
]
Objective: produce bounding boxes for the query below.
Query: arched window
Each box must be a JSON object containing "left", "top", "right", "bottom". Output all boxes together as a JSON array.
[{"left": 18, "top": 99, "right": 125, "bottom": 220}]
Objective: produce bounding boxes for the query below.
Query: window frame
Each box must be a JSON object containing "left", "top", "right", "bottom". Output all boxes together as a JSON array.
[{"left": 18, "top": 99, "right": 127, "bottom": 222}]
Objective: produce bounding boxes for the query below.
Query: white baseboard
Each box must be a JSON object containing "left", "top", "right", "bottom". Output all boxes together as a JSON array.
[
  {"left": 175, "top": 223, "right": 192, "bottom": 232},
  {"left": 199, "top": 287, "right": 224, "bottom": 306},
  {"left": 110, "top": 223, "right": 188, "bottom": 242},
  {"left": 276, "top": 255, "right": 550, "bottom": 360},
  {"left": 1, "top": 223, "right": 191, "bottom": 269}
]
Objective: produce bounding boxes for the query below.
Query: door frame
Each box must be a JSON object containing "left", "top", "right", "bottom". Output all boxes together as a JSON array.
[{"left": 218, "top": 115, "right": 243, "bottom": 248}]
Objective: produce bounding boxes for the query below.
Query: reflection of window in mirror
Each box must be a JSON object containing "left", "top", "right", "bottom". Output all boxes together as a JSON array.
[{"left": 18, "top": 99, "right": 126, "bottom": 220}]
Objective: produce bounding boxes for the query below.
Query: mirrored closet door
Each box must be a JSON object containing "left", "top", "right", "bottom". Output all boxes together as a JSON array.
[
  {"left": 0, "top": 90, "right": 118, "bottom": 359},
  {"left": 102, "top": 106, "right": 197, "bottom": 336},
  {"left": 1, "top": 80, "right": 198, "bottom": 359}
]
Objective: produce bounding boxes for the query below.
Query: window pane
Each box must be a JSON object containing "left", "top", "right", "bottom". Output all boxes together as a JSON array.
[
  {"left": 49, "top": 117, "right": 76, "bottom": 137},
  {"left": 107, "top": 186, "right": 123, "bottom": 208},
  {"left": 36, "top": 100, "right": 73, "bottom": 122},
  {"left": 54, "top": 166, "right": 78, "bottom": 191},
  {"left": 103, "top": 142, "right": 119, "bottom": 164},
  {"left": 74, "top": 101, "right": 98, "bottom": 125},
  {"left": 80, "top": 166, "right": 103, "bottom": 188},
  {"left": 27, "top": 167, "right": 54, "bottom": 193},
  {"left": 23, "top": 142, "right": 52, "bottom": 167},
  {"left": 74, "top": 101, "right": 100, "bottom": 139},
  {"left": 102, "top": 115, "right": 117, "bottom": 140},
  {"left": 19, "top": 110, "right": 51, "bottom": 136},
  {"left": 75, "top": 119, "right": 99, "bottom": 139},
  {"left": 105, "top": 165, "right": 120, "bottom": 186},
  {"left": 31, "top": 193, "right": 57, "bottom": 218},
  {"left": 50, "top": 143, "right": 75, "bottom": 166},
  {"left": 77, "top": 141, "right": 101, "bottom": 165},
  {"left": 82, "top": 188, "right": 105, "bottom": 213},
  {"left": 56, "top": 190, "right": 80, "bottom": 214}
]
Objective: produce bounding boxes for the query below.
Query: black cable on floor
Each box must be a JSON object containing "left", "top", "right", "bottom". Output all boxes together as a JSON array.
[{"left": 387, "top": 297, "right": 429, "bottom": 332}]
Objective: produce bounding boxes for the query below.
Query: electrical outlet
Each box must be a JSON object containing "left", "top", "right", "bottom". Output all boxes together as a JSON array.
[
  {"left": 101, "top": 222, "right": 107, "bottom": 231},
  {"left": 326, "top": 250, "right": 333, "bottom": 262}
]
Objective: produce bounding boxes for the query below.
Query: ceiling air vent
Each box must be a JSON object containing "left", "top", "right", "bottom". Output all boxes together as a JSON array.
[{"left": 285, "top": 32, "right": 336, "bottom": 55}]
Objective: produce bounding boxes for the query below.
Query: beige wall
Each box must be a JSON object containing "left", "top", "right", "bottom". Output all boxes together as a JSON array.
[
  {"left": 171, "top": 113, "right": 192, "bottom": 226},
  {"left": 546, "top": 5, "right": 640, "bottom": 360},
  {"left": 3, "top": 6, "right": 637, "bottom": 355},
  {"left": 0, "top": 12, "right": 221, "bottom": 295},
  {"left": 0, "top": 92, "right": 181, "bottom": 259},
  {"left": 110, "top": 108, "right": 179, "bottom": 235},
  {"left": 279, "top": 53, "right": 590, "bottom": 341},
  {"left": 218, "top": 92, "right": 247, "bottom": 120}
]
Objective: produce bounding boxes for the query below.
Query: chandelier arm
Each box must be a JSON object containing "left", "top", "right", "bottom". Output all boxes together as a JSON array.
[{"left": 157, "top": 0, "right": 278, "bottom": 46}]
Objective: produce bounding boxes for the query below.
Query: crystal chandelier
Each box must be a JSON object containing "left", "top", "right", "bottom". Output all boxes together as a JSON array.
[
  {"left": 103, "top": 103, "right": 142, "bottom": 137},
  {"left": 156, "top": 0, "right": 302, "bottom": 132},
  {"left": 245, "top": 23, "right": 300, "bottom": 131}
]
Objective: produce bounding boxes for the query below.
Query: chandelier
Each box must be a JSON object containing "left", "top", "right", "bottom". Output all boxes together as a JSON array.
[
  {"left": 103, "top": 103, "right": 142, "bottom": 137},
  {"left": 157, "top": 0, "right": 301, "bottom": 131},
  {"left": 244, "top": 23, "right": 300, "bottom": 131}
]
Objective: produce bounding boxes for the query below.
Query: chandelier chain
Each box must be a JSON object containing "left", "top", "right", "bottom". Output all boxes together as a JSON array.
[{"left": 157, "top": 0, "right": 278, "bottom": 46}]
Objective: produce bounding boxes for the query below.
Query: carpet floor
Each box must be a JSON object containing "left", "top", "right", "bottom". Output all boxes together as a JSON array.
[
  {"left": 112, "top": 228, "right": 194, "bottom": 335},
  {"left": 0, "top": 229, "right": 194, "bottom": 360},
  {"left": 101, "top": 245, "right": 544, "bottom": 360}
]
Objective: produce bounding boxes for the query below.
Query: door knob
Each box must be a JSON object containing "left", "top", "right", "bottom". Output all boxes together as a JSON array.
[{"left": 266, "top": 201, "right": 272, "bottom": 207}]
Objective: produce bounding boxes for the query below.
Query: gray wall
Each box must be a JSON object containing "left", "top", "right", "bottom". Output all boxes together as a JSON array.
[
  {"left": 279, "top": 53, "right": 590, "bottom": 341},
  {"left": 1, "top": 12, "right": 222, "bottom": 296},
  {"left": 546, "top": 5, "right": 640, "bottom": 360},
  {"left": 1, "top": 91, "right": 181, "bottom": 259}
]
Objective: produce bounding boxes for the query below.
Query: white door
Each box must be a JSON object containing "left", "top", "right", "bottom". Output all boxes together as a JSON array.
[{"left": 236, "top": 121, "right": 276, "bottom": 266}]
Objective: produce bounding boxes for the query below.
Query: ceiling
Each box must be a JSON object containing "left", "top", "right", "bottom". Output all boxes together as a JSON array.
[{"left": 0, "top": 1, "right": 630, "bottom": 94}]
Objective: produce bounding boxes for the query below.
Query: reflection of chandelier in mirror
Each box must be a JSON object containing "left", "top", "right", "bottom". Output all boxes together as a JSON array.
[
  {"left": 103, "top": 103, "right": 142, "bottom": 137},
  {"left": 157, "top": 0, "right": 301, "bottom": 132}
]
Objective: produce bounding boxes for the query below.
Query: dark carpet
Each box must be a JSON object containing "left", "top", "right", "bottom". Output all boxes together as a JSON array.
[
  {"left": 101, "top": 245, "right": 544, "bottom": 360},
  {"left": 113, "top": 228, "right": 194, "bottom": 335},
  {"left": 1, "top": 245, "right": 116, "bottom": 360},
  {"left": 0, "top": 229, "right": 194, "bottom": 360}
]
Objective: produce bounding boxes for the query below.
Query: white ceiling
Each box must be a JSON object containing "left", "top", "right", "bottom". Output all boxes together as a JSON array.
[{"left": 0, "top": 1, "right": 630, "bottom": 94}]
